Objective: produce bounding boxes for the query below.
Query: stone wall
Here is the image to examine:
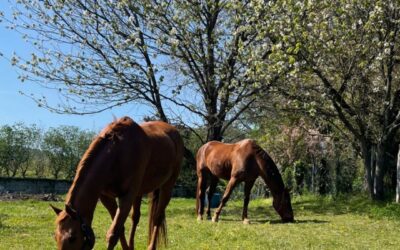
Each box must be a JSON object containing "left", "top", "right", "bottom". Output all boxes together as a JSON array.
[
  {"left": 0, "top": 177, "right": 71, "bottom": 194},
  {"left": 0, "top": 177, "right": 195, "bottom": 197}
]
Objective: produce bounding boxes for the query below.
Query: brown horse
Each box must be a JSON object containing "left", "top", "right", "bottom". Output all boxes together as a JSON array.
[
  {"left": 196, "top": 139, "right": 294, "bottom": 224},
  {"left": 51, "top": 117, "right": 183, "bottom": 250}
]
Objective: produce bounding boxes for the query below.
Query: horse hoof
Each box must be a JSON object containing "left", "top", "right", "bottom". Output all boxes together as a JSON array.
[
  {"left": 207, "top": 215, "right": 212, "bottom": 220},
  {"left": 243, "top": 219, "right": 250, "bottom": 225},
  {"left": 197, "top": 215, "right": 203, "bottom": 221},
  {"left": 211, "top": 216, "right": 218, "bottom": 223}
]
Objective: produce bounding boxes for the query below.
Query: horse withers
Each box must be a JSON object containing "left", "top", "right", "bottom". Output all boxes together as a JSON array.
[
  {"left": 196, "top": 139, "right": 294, "bottom": 224},
  {"left": 51, "top": 117, "right": 183, "bottom": 250}
]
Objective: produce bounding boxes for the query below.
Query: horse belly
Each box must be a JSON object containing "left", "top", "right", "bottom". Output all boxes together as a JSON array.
[
  {"left": 139, "top": 163, "right": 175, "bottom": 194},
  {"left": 209, "top": 163, "right": 232, "bottom": 180}
]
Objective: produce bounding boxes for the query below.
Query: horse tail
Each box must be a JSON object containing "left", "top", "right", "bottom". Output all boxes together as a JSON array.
[{"left": 148, "top": 189, "right": 167, "bottom": 247}]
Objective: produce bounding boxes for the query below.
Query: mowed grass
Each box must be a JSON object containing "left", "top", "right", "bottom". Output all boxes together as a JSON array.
[{"left": 0, "top": 195, "right": 399, "bottom": 249}]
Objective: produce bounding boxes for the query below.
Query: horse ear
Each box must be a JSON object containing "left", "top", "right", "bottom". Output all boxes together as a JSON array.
[
  {"left": 65, "top": 204, "right": 78, "bottom": 219},
  {"left": 50, "top": 204, "right": 62, "bottom": 215}
]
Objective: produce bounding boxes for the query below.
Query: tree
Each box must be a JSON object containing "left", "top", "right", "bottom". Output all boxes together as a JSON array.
[
  {"left": 2, "top": 0, "right": 272, "bottom": 142},
  {"left": 0, "top": 124, "right": 31, "bottom": 177},
  {"left": 252, "top": 0, "right": 400, "bottom": 200},
  {"left": 19, "top": 124, "right": 42, "bottom": 177},
  {"left": 42, "top": 126, "right": 94, "bottom": 179},
  {"left": 42, "top": 128, "right": 68, "bottom": 179}
]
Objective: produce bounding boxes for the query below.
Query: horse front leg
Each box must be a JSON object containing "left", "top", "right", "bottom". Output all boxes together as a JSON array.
[
  {"left": 100, "top": 195, "right": 129, "bottom": 249},
  {"left": 242, "top": 179, "right": 255, "bottom": 224},
  {"left": 106, "top": 193, "right": 137, "bottom": 250},
  {"left": 212, "top": 177, "right": 239, "bottom": 223},
  {"left": 128, "top": 196, "right": 142, "bottom": 250}
]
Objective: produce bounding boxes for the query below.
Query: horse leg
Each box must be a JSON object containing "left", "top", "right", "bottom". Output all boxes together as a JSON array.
[
  {"left": 148, "top": 180, "right": 175, "bottom": 250},
  {"left": 206, "top": 175, "right": 218, "bottom": 220},
  {"left": 242, "top": 179, "right": 256, "bottom": 224},
  {"left": 212, "top": 177, "right": 239, "bottom": 223},
  {"left": 106, "top": 193, "right": 137, "bottom": 250},
  {"left": 100, "top": 195, "right": 129, "bottom": 249},
  {"left": 196, "top": 171, "right": 208, "bottom": 221},
  {"left": 128, "top": 196, "right": 142, "bottom": 249}
]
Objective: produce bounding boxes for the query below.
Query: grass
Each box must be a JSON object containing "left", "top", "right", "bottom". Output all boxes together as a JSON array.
[{"left": 0, "top": 195, "right": 400, "bottom": 249}]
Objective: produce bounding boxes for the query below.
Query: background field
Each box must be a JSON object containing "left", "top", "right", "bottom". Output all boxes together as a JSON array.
[{"left": 0, "top": 195, "right": 399, "bottom": 250}]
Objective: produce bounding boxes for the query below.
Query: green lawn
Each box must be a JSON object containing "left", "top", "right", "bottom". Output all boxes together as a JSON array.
[{"left": 0, "top": 195, "right": 399, "bottom": 249}]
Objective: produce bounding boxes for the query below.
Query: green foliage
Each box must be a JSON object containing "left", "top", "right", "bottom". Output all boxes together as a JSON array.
[
  {"left": 0, "top": 196, "right": 399, "bottom": 249},
  {"left": 0, "top": 123, "right": 95, "bottom": 179},
  {"left": 0, "top": 123, "right": 35, "bottom": 177},
  {"left": 43, "top": 126, "right": 94, "bottom": 179}
]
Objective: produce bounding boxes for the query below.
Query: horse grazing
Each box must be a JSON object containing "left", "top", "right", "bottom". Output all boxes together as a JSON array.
[
  {"left": 51, "top": 117, "right": 183, "bottom": 250},
  {"left": 196, "top": 139, "right": 294, "bottom": 224}
]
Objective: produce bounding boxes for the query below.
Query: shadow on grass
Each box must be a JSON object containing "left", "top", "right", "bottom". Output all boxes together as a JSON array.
[
  {"left": 0, "top": 213, "right": 11, "bottom": 229},
  {"left": 288, "top": 219, "right": 328, "bottom": 224},
  {"left": 218, "top": 217, "right": 328, "bottom": 225},
  {"left": 291, "top": 195, "right": 400, "bottom": 221}
]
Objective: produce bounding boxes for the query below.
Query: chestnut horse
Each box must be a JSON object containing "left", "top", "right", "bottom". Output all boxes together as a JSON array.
[
  {"left": 51, "top": 117, "right": 183, "bottom": 250},
  {"left": 196, "top": 139, "right": 294, "bottom": 224}
]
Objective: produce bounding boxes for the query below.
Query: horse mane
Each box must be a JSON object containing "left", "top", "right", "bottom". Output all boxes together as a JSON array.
[
  {"left": 252, "top": 142, "right": 285, "bottom": 191},
  {"left": 66, "top": 117, "right": 137, "bottom": 204},
  {"left": 65, "top": 135, "right": 109, "bottom": 204}
]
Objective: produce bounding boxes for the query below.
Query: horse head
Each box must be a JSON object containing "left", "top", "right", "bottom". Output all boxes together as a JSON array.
[
  {"left": 273, "top": 188, "right": 294, "bottom": 223},
  {"left": 51, "top": 204, "right": 95, "bottom": 250}
]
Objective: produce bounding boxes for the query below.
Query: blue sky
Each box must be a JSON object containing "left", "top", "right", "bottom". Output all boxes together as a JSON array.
[{"left": 0, "top": 2, "right": 152, "bottom": 132}]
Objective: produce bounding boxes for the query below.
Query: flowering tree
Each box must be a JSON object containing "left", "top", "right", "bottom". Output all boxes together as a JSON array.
[
  {"left": 252, "top": 0, "right": 400, "bottom": 200},
  {"left": 1, "top": 0, "right": 273, "bottom": 142}
]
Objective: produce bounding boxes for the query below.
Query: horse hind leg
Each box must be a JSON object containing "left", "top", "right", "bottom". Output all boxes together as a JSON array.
[
  {"left": 206, "top": 175, "right": 218, "bottom": 220},
  {"left": 196, "top": 170, "right": 208, "bottom": 221},
  {"left": 148, "top": 180, "right": 175, "bottom": 250},
  {"left": 100, "top": 195, "right": 129, "bottom": 250},
  {"left": 128, "top": 196, "right": 142, "bottom": 250},
  {"left": 212, "top": 177, "right": 239, "bottom": 223}
]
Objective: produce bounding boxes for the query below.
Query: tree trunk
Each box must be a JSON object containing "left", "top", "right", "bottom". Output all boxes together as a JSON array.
[
  {"left": 374, "top": 142, "right": 388, "bottom": 200},
  {"left": 396, "top": 145, "right": 400, "bottom": 203},
  {"left": 361, "top": 142, "right": 374, "bottom": 198},
  {"left": 207, "top": 123, "right": 223, "bottom": 142},
  {"left": 311, "top": 156, "right": 317, "bottom": 193},
  {"left": 370, "top": 145, "right": 376, "bottom": 194}
]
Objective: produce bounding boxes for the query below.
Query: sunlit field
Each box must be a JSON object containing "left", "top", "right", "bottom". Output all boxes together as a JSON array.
[{"left": 0, "top": 195, "right": 399, "bottom": 249}]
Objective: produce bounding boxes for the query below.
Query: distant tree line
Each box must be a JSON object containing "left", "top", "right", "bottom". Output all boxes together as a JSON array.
[
  {"left": 0, "top": 123, "right": 95, "bottom": 179},
  {"left": 0, "top": 120, "right": 396, "bottom": 199}
]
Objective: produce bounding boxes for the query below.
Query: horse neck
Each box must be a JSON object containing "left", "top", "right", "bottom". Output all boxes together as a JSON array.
[
  {"left": 256, "top": 151, "right": 285, "bottom": 198},
  {"left": 65, "top": 165, "right": 103, "bottom": 225}
]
